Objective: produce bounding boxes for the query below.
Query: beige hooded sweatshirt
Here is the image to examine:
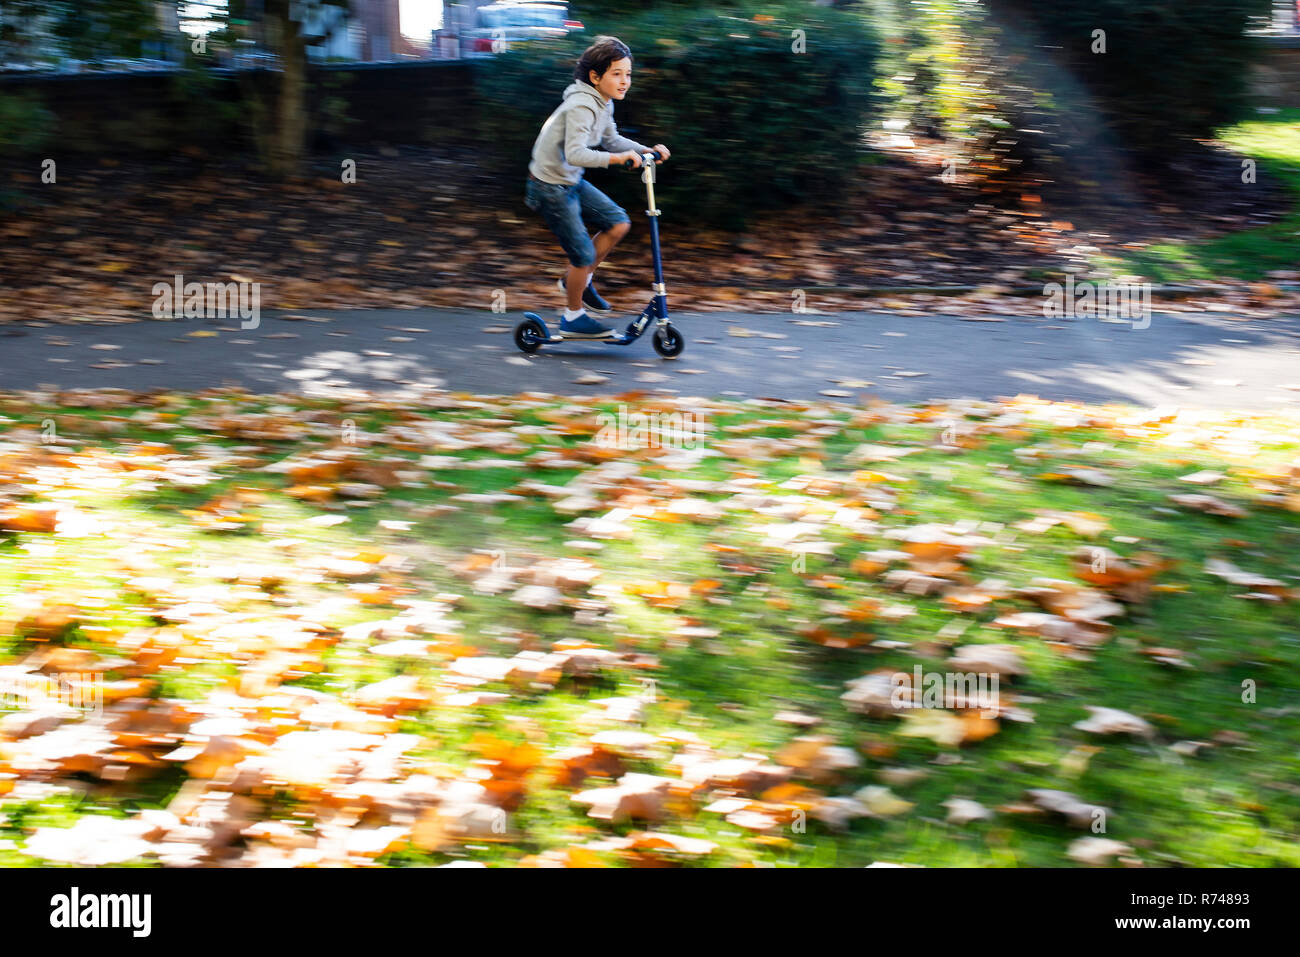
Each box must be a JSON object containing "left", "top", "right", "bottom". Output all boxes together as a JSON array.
[{"left": 528, "top": 79, "right": 652, "bottom": 186}]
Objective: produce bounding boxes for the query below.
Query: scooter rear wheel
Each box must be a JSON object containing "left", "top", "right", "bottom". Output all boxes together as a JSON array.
[
  {"left": 652, "top": 326, "right": 685, "bottom": 358},
  {"left": 514, "top": 317, "right": 547, "bottom": 354}
]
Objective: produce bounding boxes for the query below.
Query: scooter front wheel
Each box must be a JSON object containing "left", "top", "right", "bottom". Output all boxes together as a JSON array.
[
  {"left": 514, "top": 316, "right": 547, "bottom": 354},
  {"left": 652, "top": 326, "right": 685, "bottom": 358}
]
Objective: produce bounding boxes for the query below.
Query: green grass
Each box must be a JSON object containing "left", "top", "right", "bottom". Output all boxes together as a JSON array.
[
  {"left": 1098, "top": 108, "right": 1300, "bottom": 283},
  {"left": 1, "top": 394, "right": 1298, "bottom": 867}
]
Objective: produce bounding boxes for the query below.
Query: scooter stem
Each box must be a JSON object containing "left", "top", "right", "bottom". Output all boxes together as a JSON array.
[
  {"left": 641, "top": 153, "right": 660, "bottom": 218},
  {"left": 640, "top": 153, "right": 667, "bottom": 302}
]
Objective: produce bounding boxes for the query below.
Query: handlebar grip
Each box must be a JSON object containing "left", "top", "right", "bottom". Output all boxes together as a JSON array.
[{"left": 621, "top": 149, "right": 666, "bottom": 169}]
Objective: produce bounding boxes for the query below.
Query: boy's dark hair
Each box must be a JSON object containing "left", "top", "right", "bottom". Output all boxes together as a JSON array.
[{"left": 574, "top": 36, "right": 632, "bottom": 84}]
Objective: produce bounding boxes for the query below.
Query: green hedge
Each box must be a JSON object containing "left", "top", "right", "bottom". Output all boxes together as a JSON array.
[
  {"left": 983, "top": 0, "right": 1274, "bottom": 158},
  {"left": 0, "top": 91, "right": 54, "bottom": 156},
  {"left": 473, "top": 3, "right": 881, "bottom": 230},
  {"left": 0, "top": 91, "right": 55, "bottom": 211}
]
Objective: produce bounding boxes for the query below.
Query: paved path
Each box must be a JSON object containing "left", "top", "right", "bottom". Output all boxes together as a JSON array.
[{"left": 3, "top": 308, "right": 1300, "bottom": 408}]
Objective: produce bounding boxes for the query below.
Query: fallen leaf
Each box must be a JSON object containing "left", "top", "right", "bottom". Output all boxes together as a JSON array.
[{"left": 1073, "top": 705, "right": 1155, "bottom": 738}]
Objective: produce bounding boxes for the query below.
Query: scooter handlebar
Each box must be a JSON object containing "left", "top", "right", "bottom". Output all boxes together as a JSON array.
[{"left": 620, "top": 149, "right": 666, "bottom": 169}]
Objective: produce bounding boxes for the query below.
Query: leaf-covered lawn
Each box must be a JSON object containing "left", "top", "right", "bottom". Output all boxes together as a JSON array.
[
  {"left": 1, "top": 388, "right": 1297, "bottom": 867},
  {"left": 1101, "top": 108, "right": 1300, "bottom": 284}
]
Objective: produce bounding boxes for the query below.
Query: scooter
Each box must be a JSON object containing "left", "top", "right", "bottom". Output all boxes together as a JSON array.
[{"left": 513, "top": 149, "right": 685, "bottom": 358}]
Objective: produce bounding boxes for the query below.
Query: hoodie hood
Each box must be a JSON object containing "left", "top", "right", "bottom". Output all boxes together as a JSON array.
[{"left": 563, "top": 80, "right": 609, "bottom": 114}]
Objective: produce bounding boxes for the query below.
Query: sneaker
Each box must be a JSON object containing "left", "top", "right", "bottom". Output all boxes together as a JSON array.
[
  {"left": 557, "top": 275, "right": 613, "bottom": 313},
  {"left": 558, "top": 311, "right": 615, "bottom": 338}
]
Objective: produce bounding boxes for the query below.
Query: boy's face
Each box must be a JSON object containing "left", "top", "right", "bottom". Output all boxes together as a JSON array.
[{"left": 589, "top": 57, "right": 631, "bottom": 101}]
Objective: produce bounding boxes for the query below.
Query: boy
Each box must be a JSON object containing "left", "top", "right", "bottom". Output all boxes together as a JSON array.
[{"left": 524, "top": 35, "right": 670, "bottom": 338}]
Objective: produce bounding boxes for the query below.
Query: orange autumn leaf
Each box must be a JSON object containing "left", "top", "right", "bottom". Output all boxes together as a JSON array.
[
  {"left": 851, "top": 557, "right": 888, "bottom": 577},
  {"left": 0, "top": 503, "right": 60, "bottom": 533},
  {"left": 288, "top": 461, "right": 346, "bottom": 484},
  {"left": 285, "top": 485, "right": 335, "bottom": 502},
  {"left": 844, "top": 598, "right": 881, "bottom": 622},
  {"left": 960, "top": 713, "right": 1001, "bottom": 743},
  {"left": 760, "top": 782, "right": 822, "bottom": 806}
]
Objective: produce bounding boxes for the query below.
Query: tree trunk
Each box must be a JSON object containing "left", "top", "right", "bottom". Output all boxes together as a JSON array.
[{"left": 268, "top": 0, "right": 307, "bottom": 178}]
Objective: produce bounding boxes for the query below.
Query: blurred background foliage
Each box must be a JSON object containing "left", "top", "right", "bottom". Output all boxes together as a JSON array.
[
  {"left": 0, "top": 0, "right": 1289, "bottom": 225},
  {"left": 974, "top": 0, "right": 1277, "bottom": 203},
  {"left": 0, "top": 87, "right": 52, "bottom": 154},
  {"left": 0, "top": 0, "right": 162, "bottom": 66},
  {"left": 985, "top": 0, "right": 1275, "bottom": 154},
  {"left": 476, "top": 1, "right": 882, "bottom": 229}
]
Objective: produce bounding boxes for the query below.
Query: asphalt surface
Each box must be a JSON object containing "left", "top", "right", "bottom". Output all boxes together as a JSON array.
[{"left": 3, "top": 307, "right": 1300, "bottom": 408}]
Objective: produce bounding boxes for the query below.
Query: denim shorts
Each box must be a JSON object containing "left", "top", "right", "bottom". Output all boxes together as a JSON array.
[{"left": 524, "top": 175, "right": 631, "bottom": 268}]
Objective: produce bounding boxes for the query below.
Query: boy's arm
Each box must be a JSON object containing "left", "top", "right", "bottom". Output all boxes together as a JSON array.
[
  {"left": 600, "top": 115, "right": 652, "bottom": 156},
  {"left": 564, "top": 107, "right": 614, "bottom": 168}
]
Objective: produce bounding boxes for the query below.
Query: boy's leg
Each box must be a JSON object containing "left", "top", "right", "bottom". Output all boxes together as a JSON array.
[
  {"left": 527, "top": 177, "right": 600, "bottom": 305},
  {"left": 563, "top": 180, "right": 632, "bottom": 310},
  {"left": 564, "top": 222, "right": 629, "bottom": 311}
]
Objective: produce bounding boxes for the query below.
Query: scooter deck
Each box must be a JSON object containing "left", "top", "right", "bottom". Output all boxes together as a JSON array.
[
  {"left": 523, "top": 312, "right": 657, "bottom": 346},
  {"left": 540, "top": 333, "right": 635, "bottom": 344}
]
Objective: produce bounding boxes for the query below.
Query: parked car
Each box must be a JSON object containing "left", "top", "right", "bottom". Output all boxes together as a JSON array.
[{"left": 461, "top": 1, "right": 583, "bottom": 58}]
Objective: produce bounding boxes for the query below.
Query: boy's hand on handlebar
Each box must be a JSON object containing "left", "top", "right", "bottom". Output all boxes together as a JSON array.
[{"left": 615, "top": 147, "right": 670, "bottom": 168}]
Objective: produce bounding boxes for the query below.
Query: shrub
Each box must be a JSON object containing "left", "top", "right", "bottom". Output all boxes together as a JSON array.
[
  {"left": 0, "top": 90, "right": 54, "bottom": 213},
  {"left": 0, "top": 90, "right": 55, "bottom": 156},
  {"left": 982, "top": 0, "right": 1275, "bottom": 160},
  {"left": 866, "top": 0, "right": 996, "bottom": 144},
  {"left": 474, "top": 2, "right": 881, "bottom": 230}
]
